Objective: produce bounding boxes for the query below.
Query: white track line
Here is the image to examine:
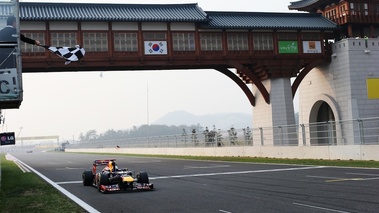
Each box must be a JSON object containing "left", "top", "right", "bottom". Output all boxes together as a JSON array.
[
  {"left": 56, "top": 181, "right": 83, "bottom": 185},
  {"left": 345, "top": 172, "right": 379, "bottom": 176},
  {"left": 306, "top": 175, "right": 342, "bottom": 179},
  {"left": 6, "top": 154, "right": 100, "bottom": 213},
  {"left": 5, "top": 154, "right": 31, "bottom": 173},
  {"left": 293, "top": 202, "right": 351, "bottom": 213},
  {"left": 56, "top": 165, "right": 326, "bottom": 184},
  {"left": 219, "top": 209, "right": 233, "bottom": 213},
  {"left": 14, "top": 160, "right": 31, "bottom": 173},
  {"left": 150, "top": 166, "right": 326, "bottom": 180}
]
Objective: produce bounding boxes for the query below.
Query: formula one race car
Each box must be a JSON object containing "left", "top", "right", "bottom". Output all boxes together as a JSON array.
[{"left": 82, "top": 159, "right": 154, "bottom": 193}]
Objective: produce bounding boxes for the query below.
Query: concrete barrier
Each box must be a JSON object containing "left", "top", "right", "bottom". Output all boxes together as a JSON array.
[{"left": 65, "top": 145, "right": 379, "bottom": 161}]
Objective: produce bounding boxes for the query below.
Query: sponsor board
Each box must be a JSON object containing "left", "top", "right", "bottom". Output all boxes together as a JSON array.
[
  {"left": 0, "top": 132, "right": 15, "bottom": 146},
  {"left": 303, "top": 41, "right": 322, "bottom": 53}
]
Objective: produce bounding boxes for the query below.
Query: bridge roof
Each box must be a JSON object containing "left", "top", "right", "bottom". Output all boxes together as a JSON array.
[
  {"left": 288, "top": 0, "right": 319, "bottom": 9},
  {"left": 18, "top": 2, "right": 337, "bottom": 30},
  {"left": 19, "top": 2, "right": 209, "bottom": 22},
  {"left": 288, "top": 0, "right": 335, "bottom": 12},
  {"left": 201, "top": 11, "right": 336, "bottom": 30}
]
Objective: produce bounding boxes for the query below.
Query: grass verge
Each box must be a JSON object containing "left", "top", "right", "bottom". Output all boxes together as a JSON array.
[
  {"left": 0, "top": 154, "right": 86, "bottom": 213},
  {"left": 85, "top": 152, "right": 379, "bottom": 168}
]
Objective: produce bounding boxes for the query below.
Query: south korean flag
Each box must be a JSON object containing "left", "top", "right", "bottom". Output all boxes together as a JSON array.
[
  {"left": 144, "top": 41, "right": 167, "bottom": 55},
  {"left": 43, "top": 45, "right": 85, "bottom": 65}
]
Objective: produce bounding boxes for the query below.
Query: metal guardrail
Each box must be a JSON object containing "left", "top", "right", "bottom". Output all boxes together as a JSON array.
[{"left": 66, "top": 117, "right": 379, "bottom": 149}]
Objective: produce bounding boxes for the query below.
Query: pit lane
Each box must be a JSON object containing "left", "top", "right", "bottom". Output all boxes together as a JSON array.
[{"left": 9, "top": 151, "right": 379, "bottom": 213}]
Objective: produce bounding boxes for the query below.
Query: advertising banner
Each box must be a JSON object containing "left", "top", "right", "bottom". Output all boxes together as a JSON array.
[
  {"left": 278, "top": 41, "right": 298, "bottom": 54},
  {"left": 0, "top": 132, "right": 15, "bottom": 146},
  {"left": 367, "top": 78, "right": 379, "bottom": 99},
  {"left": 144, "top": 41, "right": 167, "bottom": 55},
  {"left": 303, "top": 41, "right": 322, "bottom": 53}
]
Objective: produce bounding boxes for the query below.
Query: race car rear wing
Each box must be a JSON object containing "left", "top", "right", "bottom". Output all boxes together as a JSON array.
[{"left": 93, "top": 159, "right": 116, "bottom": 166}]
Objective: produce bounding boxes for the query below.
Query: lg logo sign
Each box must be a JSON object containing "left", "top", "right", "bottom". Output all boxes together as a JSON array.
[{"left": 0, "top": 132, "right": 15, "bottom": 146}]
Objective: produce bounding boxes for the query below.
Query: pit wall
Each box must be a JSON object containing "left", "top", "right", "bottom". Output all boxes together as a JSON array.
[{"left": 65, "top": 145, "right": 379, "bottom": 161}]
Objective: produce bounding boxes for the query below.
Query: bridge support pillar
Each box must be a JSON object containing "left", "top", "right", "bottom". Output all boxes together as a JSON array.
[{"left": 252, "top": 78, "right": 297, "bottom": 146}]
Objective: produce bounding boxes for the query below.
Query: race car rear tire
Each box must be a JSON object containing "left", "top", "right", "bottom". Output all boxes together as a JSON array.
[
  {"left": 99, "top": 173, "right": 111, "bottom": 185},
  {"left": 137, "top": 171, "right": 149, "bottom": 184},
  {"left": 82, "top": 171, "right": 93, "bottom": 186}
]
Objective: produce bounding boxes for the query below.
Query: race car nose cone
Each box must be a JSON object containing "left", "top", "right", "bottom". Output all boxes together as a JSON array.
[{"left": 123, "top": 176, "right": 134, "bottom": 182}]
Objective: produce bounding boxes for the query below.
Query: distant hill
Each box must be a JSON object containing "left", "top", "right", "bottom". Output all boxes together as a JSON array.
[{"left": 153, "top": 110, "right": 253, "bottom": 130}]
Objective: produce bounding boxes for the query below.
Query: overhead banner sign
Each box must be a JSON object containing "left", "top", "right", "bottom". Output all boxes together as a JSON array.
[
  {"left": 0, "top": 68, "right": 20, "bottom": 101},
  {"left": 1, "top": 132, "right": 16, "bottom": 146},
  {"left": 278, "top": 41, "right": 298, "bottom": 54},
  {"left": 303, "top": 41, "right": 322, "bottom": 53},
  {"left": 144, "top": 41, "right": 167, "bottom": 55}
]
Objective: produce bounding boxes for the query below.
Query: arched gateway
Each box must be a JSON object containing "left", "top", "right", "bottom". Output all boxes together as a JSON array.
[
  {"left": 290, "top": 0, "right": 379, "bottom": 145},
  {"left": 1, "top": 2, "right": 338, "bottom": 145}
]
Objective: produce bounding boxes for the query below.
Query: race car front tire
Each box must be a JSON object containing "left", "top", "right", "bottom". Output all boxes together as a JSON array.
[
  {"left": 99, "top": 173, "right": 111, "bottom": 185},
  {"left": 136, "top": 171, "right": 149, "bottom": 184},
  {"left": 82, "top": 171, "right": 93, "bottom": 186}
]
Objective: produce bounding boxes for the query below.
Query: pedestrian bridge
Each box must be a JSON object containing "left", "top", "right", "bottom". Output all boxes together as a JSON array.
[
  {"left": 0, "top": 2, "right": 339, "bottom": 146},
  {"left": 16, "top": 2, "right": 337, "bottom": 107}
]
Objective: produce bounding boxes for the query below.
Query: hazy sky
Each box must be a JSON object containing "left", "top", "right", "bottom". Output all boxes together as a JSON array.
[{"left": 2, "top": 0, "right": 299, "bottom": 141}]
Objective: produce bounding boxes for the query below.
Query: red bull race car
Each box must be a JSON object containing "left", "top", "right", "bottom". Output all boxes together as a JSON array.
[{"left": 82, "top": 159, "right": 154, "bottom": 193}]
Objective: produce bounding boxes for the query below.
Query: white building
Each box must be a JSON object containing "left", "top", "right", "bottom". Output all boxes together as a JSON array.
[{"left": 298, "top": 38, "right": 379, "bottom": 145}]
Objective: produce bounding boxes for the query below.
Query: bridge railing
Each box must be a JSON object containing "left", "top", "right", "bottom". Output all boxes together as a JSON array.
[{"left": 66, "top": 117, "right": 379, "bottom": 149}]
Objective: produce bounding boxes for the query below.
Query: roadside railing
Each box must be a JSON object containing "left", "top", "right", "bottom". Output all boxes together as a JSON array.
[{"left": 66, "top": 117, "right": 379, "bottom": 149}]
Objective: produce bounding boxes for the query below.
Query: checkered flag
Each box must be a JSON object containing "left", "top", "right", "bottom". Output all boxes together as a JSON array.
[{"left": 42, "top": 45, "right": 85, "bottom": 65}]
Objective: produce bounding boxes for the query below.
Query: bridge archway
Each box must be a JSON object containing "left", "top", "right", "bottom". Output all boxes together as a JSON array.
[{"left": 309, "top": 100, "right": 336, "bottom": 145}]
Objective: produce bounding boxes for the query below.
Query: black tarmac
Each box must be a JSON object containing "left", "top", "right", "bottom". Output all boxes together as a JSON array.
[{"left": 9, "top": 151, "right": 379, "bottom": 213}]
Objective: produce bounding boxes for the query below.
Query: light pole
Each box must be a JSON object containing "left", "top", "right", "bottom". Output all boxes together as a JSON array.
[{"left": 17, "top": 126, "right": 23, "bottom": 146}]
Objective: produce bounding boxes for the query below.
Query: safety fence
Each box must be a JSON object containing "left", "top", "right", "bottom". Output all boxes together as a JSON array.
[{"left": 66, "top": 117, "right": 379, "bottom": 149}]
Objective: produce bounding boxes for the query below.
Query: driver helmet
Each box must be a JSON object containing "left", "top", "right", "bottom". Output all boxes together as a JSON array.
[{"left": 108, "top": 160, "right": 119, "bottom": 172}]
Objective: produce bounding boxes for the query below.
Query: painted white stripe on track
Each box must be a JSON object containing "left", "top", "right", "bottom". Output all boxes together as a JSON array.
[
  {"left": 14, "top": 160, "right": 31, "bottom": 173},
  {"left": 56, "top": 165, "right": 326, "bottom": 184},
  {"left": 150, "top": 165, "right": 326, "bottom": 180},
  {"left": 219, "top": 209, "right": 233, "bottom": 213},
  {"left": 306, "top": 175, "right": 342, "bottom": 179},
  {"left": 6, "top": 154, "right": 100, "bottom": 213},
  {"left": 345, "top": 172, "right": 379, "bottom": 176},
  {"left": 57, "top": 181, "right": 83, "bottom": 185},
  {"left": 6, "top": 154, "right": 31, "bottom": 172},
  {"left": 293, "top": 202, "right": 351, "bottom": 213}
]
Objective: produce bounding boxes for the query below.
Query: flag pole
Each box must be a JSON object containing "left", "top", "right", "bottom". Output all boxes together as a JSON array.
[{"left": 147, "top": 82, "right": 149, "bottom": 137}]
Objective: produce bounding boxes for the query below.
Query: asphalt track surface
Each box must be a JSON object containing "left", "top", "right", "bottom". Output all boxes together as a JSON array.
[{"left": 8, "top": 151, "right": 379, "bottom": 213}]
